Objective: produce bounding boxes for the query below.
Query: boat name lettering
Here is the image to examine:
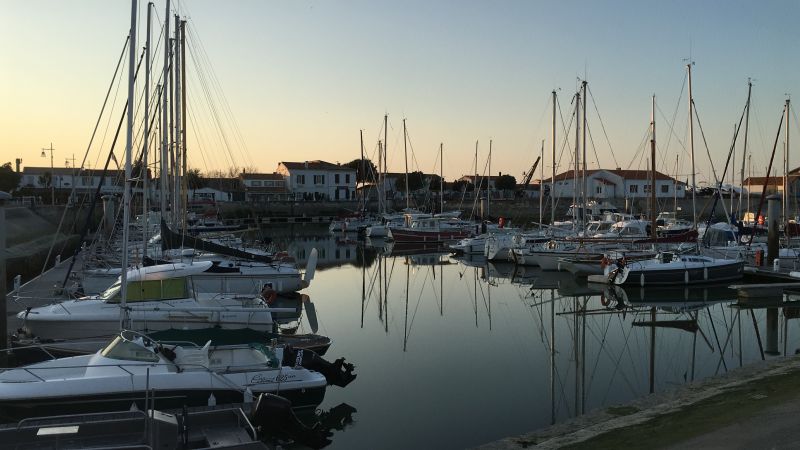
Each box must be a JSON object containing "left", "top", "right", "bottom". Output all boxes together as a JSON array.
[{"left": 250, "top": 373, "right": 296, "bottom": 384}]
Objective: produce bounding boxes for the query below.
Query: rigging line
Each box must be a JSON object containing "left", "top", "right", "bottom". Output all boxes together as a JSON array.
[
  {"left": 583, "top": 307, "right": 616, "bottom": 397},
  {"left": 185, "top": 41, "right": 238, "bottom": 173},
  {"left": 185, "top": 24, "right": 254, "bottom": 169},
  {"left": 691, "top": 100, "right": 721, "bottom": 185},
  {"left": 655, "top": 103, "right": 688, "bottom": 167},
  {"left": 706, "top": 307, "right": 728, "bottom": 374},
  {"left": 586, "top": 85, "right": 619, "bottom": 169},
  {"left": 405, "top": 265, "right": 432, "bottom": 343},
  {"left": 661, "top": 71, "right": 689, "bottom": 161},
  {"left": 586, "top": 121, "right": 601, "bottom": 170},
  {"left": 184, "top": 35, "right": 241, "bottom": 172}
]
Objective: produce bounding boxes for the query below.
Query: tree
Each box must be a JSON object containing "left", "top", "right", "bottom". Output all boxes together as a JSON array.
[
  {"left": 395, "top": 171, "right": 426, "bottom": 193},
  {"left": 451, "top": 179, "right": 474, "bottom": 192},
  {"left": 495, "top": 174, "right": 517, "bottom": 191},
  {"left": 0, "top": 163, "right": 21, "bottom": 192},
  {"left": 344, "top": 158, "right": 378, "bottom": 183},
  {"left": 427, "top": 174, "right": 443, "bottom": 191},
  {"left": 38, "top": 171, "right": 52, "bottom": 189},
  {"left": 187, "top": 168, "right": 205, "bottom": 189}
]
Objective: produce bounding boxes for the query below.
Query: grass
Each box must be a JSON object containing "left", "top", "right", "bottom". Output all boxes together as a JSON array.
[{"left": 563, "top": 369, "right": 800, "bottom": 450}]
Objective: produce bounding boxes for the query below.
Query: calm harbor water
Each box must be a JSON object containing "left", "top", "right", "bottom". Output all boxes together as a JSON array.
[{"left": 270, "top": 224, "right": 797, "bottom": 449}]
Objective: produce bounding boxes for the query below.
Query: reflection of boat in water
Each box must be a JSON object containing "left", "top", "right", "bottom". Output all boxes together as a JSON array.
[
  {"left": 451, "top": 253, "right": 487, "bottom": 268},
  {"left": 385, "top": 241, "right": 447, "bottom": 257},
  {"left": 602, "top": 283, "right": 736, "bottom": 306}
]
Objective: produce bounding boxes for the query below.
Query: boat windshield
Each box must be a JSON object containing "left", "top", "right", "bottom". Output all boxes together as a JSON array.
[
  {"left": 104, "top": 278, "right": 190, "bottom": 304},
  {"left": 101, "top": 336, "right": 160, "bottom": 362}
]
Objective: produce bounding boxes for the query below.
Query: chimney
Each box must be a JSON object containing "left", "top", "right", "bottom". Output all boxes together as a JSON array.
[
  {"left": 15, "top": 158, "right": 22, "bottom": 173},
  {"left": 304, "top": 161, "right": 309, "bottom": 169}
]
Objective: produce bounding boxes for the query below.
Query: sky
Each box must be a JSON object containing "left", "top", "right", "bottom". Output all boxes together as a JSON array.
[{"left": 2, "top": 0, "right": 799, "bottom": 185}]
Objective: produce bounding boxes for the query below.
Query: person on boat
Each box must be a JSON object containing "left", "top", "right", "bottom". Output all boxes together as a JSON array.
[{"left": 260, "top": 283, "right": 278, "bottom": 305}]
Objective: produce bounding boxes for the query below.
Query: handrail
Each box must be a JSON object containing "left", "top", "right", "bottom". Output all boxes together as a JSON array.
[{"left": 17, "top": 409, "right": 148, "bottom": 430}]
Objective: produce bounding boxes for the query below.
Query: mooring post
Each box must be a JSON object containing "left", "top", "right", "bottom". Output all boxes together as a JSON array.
[{"left": 767, "top": 194, "right": 781, "bottom": 267}]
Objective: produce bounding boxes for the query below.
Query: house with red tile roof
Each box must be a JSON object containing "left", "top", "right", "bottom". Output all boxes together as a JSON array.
[{"left": 542, "top": 169, "right": 685, "bottom": 199}]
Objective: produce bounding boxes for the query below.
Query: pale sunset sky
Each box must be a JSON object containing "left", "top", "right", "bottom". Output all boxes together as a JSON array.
[{"left": 1, "top": 0, "right": 798, "bottom": 184}]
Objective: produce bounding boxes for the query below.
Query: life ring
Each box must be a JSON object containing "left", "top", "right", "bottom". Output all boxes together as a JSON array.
[
  {"left": 600, "top": 293, "right": 610, "bottom": 306},
  {"left": 758, "top": 215, "right": 765, "bottom": 226},
  {"left": 498, "top": 217, "right": 506, "bottom": 229}
]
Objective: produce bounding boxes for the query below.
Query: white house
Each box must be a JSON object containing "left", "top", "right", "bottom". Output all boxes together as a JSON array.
[
  {"left": 20, "top": 166, "right": 124, "bottom": 193},
  {"left": 543, "top": 169, "right": 685, "bottom": 199},
  {"left": 276, "top": 161, "right": 356, "bottom": 201},
  {"left": 239, "top": 172, "right": 289, "bottom": 202}
]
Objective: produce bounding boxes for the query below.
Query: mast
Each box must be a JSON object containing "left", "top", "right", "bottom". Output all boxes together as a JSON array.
[
  {"left": 180, "top": 20, "right": 188, "bottom": 231},
  {"left": 403, "top": 119, "right": 410, "bottom": 210},
  {"left": 142, "top": 1, "right": 152, "bottom": 256},
  {"left": 173, "top": 14, "right": 182, "bottom": 229},
  {"left": 359, "top": 129, "right": 364, "bottom": 211},
  {"left": 474, "top": 140, "right": 479, "bottom": 216},
  {"left": 440, "top": 143, "right": 444, "bottom": 214},
  {"left": 581, "top": 80, "right": 587, "bottom": 221},
  {"left": 378, "top": 140, "right": 383, "bottom": 214},
  {"left": 573, "top": 89, "right": 580, "bottom": 227},
  {"left": 160, "top": 0, "right": 171, "bottom": 228},
  {"left": 539, "top": 139, "right": 544, "bottom": 225},
  {"left": 120, "top": 0, "right": 137, "bottom": 329},
  {"left": 738, "top": 80, "right": 752, "bottom": 216},
  {"left": 551, "top": 90, "right": 556, "bottom": 226},
  {"left": 383, "top": 113, "right": 388, "bottom": 213},
  {"left": 488, "top": 139, "right": 492, "bottom": 219},
  {"left": 784, "top": 98, "right": 790, "bottom": 230},
  {"left": 687, "top": 63, "right": 697, "bottom": 227},
  {"left": 650, "top": 95, "right": 658, "bottom": 239}
]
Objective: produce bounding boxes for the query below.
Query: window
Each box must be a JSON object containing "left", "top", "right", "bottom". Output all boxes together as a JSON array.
[
  {"left": 644, "top": 184, "right": 651, "bottom": 193},
  {"left": 661, "top": 184, "right": 669, "bottom": 193},
  {"left": 595, "top": 186, "right": 602, "bottom": 194},
  {"left": 252, "top": 180, "right": 262, "bottom": 187},
  {"left": 296, "top": 175, "right": 305, "bottom": 185},
  {"left": 629, "top": 185, "right": 639, "bottom": 193},
  {"left": 82, "top": 176, "right": 92, "bottom": 186},
  {"left": 314, "top": 175, "right": 325, "bottom": 184},
  {"left": 346, "top": 174, "right": 350, "bottom": 184},
  {"left": 335, "top": 174, "right": 340, "bottom": 184}
]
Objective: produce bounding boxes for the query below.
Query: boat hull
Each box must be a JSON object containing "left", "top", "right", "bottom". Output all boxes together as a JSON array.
[{"left": 616, "top": 260, "right": 744, "bottom": 286}]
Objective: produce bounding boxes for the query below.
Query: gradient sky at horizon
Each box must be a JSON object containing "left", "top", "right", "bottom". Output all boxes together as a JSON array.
[{"left": 2, "top": 0, "right": 798, "bottom": 185}]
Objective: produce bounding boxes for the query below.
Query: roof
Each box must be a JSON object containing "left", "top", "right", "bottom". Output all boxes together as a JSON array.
[
  {"left": 280, "top": 160, "right": 354, "bottom": 172},
  {"left": 23, "top": 166, "right": 123, "bottom": 177},
  {"left": 203, "top": 177, "right": 243, "bottom": 191},
  {"left": 542, "top": 169, "right": 679, "bottom": 183},
  {"left": 743, "top": 175, "right": 799, "bottom": 187},
  {"left": 239, "top": 172, "right": 285, "bottom": 180}
]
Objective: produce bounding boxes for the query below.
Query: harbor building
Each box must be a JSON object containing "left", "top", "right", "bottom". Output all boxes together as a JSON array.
[{"left": 543, "top": 169, "right": 685, "bottom": 200}]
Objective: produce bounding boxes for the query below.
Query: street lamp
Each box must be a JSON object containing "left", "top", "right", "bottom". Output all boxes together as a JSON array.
[{"left": 41, "top": 143, "right": 54, "bottom": 206}]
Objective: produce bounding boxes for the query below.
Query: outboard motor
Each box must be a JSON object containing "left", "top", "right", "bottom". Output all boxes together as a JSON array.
[
  {"left": 251, "top": 393, "right": 332, "bottom": 449},
  {"left": 282, "top": 347, "right": 357, "bottom": 388}
]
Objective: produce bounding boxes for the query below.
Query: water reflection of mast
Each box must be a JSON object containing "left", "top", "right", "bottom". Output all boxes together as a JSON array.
[
  {"left": 404, "top": 256, "right": 410, "bottom": 351},
  {"left": 549, "top": 287, "right": 555, "bottom": 425}
]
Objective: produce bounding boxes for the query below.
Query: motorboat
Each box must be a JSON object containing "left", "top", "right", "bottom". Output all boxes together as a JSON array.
[
  {"left": 0, "top": 330, "right": 328, "bottom": 420},
  {"left": 17, "top": 262, "right": 301, "bottom": 341}
]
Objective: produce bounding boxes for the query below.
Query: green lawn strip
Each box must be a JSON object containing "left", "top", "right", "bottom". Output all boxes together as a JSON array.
[{"left": 563, "top": 369, "right": 800, "bottom": 450}]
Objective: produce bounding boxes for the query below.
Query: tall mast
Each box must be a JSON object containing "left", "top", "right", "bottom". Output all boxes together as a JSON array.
[
  {"left": 738, "top": 79, "right": 752, "bottom": 216},
  {"left": 474, "top": 140, "right": 479, "bottom": 206},
  {"left": 173, "top": 14, "right": 181, "bottom": 229},
  {"left": 403, "top": 118, "right": 409, "bottom": 210},
  {"left": 180, "top": 20, "right": 188, "bottom": 231},
  {"left": 650, "top": 95, "right": 658, "bottom": 239},
  {"left": 687, "top": 63, "right": 697, "bottom": 227},
  {"left": 573, "top": 89, "right": 580, "bottom": 227},
  {"left": 377, "top": 140, "right": 383, "bottom": 214},
  {"left": 383, "top": 113, "right": 388, "bottom": 213},
  {"left": 142, "top": 1, "right": 152, "bottom": 256},
  {"left": 784, "top": 97, "right": 790, "bottom": 229},
  {"left": 120, "top": 0, "right": 137, "bottom": 329},
  {"left": 581, "top": 80, "right": 587, "bottom": 219},
  {"left": 160, "top": 0, "right": 171, "bottom": 228},
  {"left": 551, "top": 90, "right": 556, "bottom": 226}
]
